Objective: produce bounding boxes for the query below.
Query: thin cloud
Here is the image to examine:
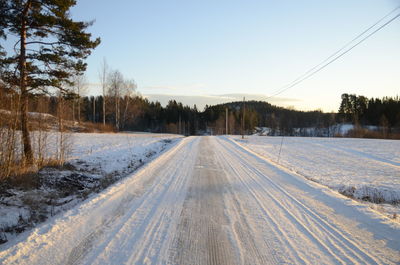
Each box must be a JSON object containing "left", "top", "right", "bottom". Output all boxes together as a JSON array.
[
  {"left": 143, "top": 93, "right": 300, "bottom": 110},
  {"left": 142, "top": 86, "right": 178, "bottom": 91}
]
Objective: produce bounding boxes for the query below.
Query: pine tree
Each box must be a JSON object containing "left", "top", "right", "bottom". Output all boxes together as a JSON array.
[{"left": 0, "top": 0, "right": 100, "bottom": 164}]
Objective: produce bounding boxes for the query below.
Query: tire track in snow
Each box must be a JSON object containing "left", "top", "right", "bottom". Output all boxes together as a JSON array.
[
  {"left": 213, "top": 140, "right": 311, "bottom": 264},
  {"left": 212, "top": 142, "right": 286, "bottom": 265},
  {"left": 169, "top": 136, "right": 284, "bottom": 265},
  {"left": 168, "top": 137, "right": 237, "bottom": 265},
  {"left": 0, "top": 137, "right": 198, "bottom": 265},
  {"left": 222, "top": 138, "right": 376, "bottom": 263},
  {"left": 82, "top": 137, "right": 200, "bottom": 265},
  {"left": 222, "top": 156, "right": 361, "bottom": 264},
  {"left": 216, "top": 136, "right": 398, "bottom": 264},
  {"left": 65, "top": 193, "right": 136, "bottom": 265}
]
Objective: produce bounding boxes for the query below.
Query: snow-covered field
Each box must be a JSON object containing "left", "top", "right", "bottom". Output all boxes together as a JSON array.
[
  {"left": 68, "top": 132, "right": 182, "bottom": 174},
  {"left": 0, "top": 132, "right": 182, "bottom": 244},
  {"left": 1, "top": 136, "right": 399, "bottom": 264},
  {"left": 231, "top": 135, "right": 400, "bottom": 214}
]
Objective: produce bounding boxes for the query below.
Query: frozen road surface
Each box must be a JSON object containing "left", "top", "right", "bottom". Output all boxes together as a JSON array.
[{"left": 1, "top": 136, "right": 399, "bottom": 264}]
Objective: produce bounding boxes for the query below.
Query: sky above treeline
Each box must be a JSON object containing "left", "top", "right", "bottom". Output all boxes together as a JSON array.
[{"left": 71, "top": 0, "right": 400, "bottom": 112}]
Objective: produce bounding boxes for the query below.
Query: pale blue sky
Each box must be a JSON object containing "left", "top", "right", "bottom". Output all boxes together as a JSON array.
[{"left": 71, "top": 0, "right": 400, "bottom": 111}]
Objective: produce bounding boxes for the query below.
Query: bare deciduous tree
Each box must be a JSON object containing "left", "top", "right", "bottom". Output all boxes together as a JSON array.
[
  {"left": 71, "top": 74, "right": 88, "bottom": 125},
  {"left": 99, "top": 58, "right": 108, "bottom": 125},
  {"left": 107, "top": 70, "right": 124, "bottom": 130},
  {"left": 121, "top": 79, "right": 137, "bottom": 130}
]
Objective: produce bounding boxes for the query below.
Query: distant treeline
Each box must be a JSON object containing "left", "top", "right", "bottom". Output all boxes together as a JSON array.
[
  {"left": 338, "top": 93, "right": 400, "bottom": 128},
  {"left": 202, "top": 101, "right": 337, "bottom": 135},
  {"left": 0, "top": 88, "right": 334, "bottom": 135},
  {"left": 1, "top": 87, "right": 399, "bottom": 136}
]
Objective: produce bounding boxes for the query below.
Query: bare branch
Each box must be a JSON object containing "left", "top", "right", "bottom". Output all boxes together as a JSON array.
[{"left": 25, "top": 41, "right": 61, "bottom": 46}]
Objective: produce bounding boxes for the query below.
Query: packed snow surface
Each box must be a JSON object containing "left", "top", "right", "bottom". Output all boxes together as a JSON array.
[{"left": 0, "top": 136, "right": 399, "bottom": 264}]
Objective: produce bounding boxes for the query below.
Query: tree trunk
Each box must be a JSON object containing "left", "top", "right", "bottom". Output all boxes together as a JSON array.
[
  {"left": 241, "top": 97, "right": 245, "bottom": 139},
  {"left": 58, "top": 95, "right": 64, "bottom": 163},
  {"left": 225, "top": 107, "right": 228, "bottom": 135},
  {"left": 122, "top": 96, "right": 130, "bottom": 130},
  {"left": 103, "top": 93, "right": 106, "bottom": 126},
  {"left": 103, "top": 96, "right": 106, "bottom": 125},
  {"left": 101, "top": 60, "right": 107, "bottom": 126},
  {"left": 72, "top": 100, "right": 75, "bottom": 122},
  {"left": 115, "top": 97, "right": 117, "bottom": 130},
  {"left": 20, "top": 1, "right": 34, "bottom": 164},
  {"left": 78, "top": 96, "right": 81, "bottom": 125},
  {"left": 93, "top": 97, "right": 96, "bottom": 122},
  {"left": 115, "top": 95, "right": 120, "bottom": 131}
]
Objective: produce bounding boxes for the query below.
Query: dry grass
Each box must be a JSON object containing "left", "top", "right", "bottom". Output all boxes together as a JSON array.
[
  {"left": 2, "top": 160, "right": 76, "bottom": 190},
  {"left": 338, "top": 185, "right": 400, "bottom": 205},
  {"left": 80, "top": 122, "right": 116, "bottom": 133},
  {"left": 346, "top": 128, "right": 400, "bottom": 139},
  {"left": 0, "top": 112, "right": 72, "bottom": 181},
  {"left": 1, "top": 117, "right": 114, "bottom": 181}
]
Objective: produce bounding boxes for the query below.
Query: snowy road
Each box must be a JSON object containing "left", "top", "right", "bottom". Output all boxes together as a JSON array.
[{"left": 1, "top": 136, "right": 399, "bottom": 264}]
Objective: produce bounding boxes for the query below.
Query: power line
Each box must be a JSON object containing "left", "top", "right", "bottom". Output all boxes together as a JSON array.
[
  {"left": 270, "top": 6, "right": 400, "bottom": 95},
  {"left": 266, "top": 7, "right": 400, "bottom": 100}
]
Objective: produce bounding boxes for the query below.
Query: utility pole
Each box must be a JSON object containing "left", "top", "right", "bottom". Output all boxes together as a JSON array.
[
  {"left": 179, "top": 114, "right": 182, "bottom": 135},
  {"left": 242, "top": 97, "right": 245, "bottom": 139},
  {"left": 225, "top": 107, "right": 228, "bottom": 135},
  {"left": 93, "top": 97, "right": 96, "bottom": 122}
]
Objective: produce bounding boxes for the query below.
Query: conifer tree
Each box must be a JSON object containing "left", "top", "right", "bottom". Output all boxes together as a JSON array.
[{"left": 0, "top": 0, "right": 100, "bottom": 164}]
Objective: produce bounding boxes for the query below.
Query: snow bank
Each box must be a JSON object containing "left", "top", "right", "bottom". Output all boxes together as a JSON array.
[
  {"left": 0, "top": 132, "right": 183, "bottom": 244},
  {"left": 67, "top": 132, "right": 182, "bottom": 174}
]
